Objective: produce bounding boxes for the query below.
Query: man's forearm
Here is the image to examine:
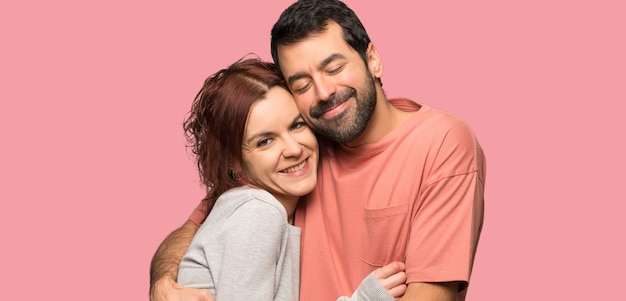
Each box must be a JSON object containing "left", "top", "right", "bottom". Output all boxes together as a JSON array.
[
  {"left": 150, "top": 220, "right": 200, "bottom": 290},
  {"left": 398, "top": 282, "right": 459, "bottom": 301}
]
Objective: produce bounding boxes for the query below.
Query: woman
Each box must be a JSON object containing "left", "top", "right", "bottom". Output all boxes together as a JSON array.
[{"left": 177, "top": 58, "right": 405, "bottom": 300}]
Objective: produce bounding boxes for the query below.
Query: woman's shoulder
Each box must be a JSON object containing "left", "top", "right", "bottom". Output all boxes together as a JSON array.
[
  {"left": 216, "top": 186, "right": 286, "bottom": 219},
  {"left": 220, "top": 186, "right": 278, "bottom": 205}
]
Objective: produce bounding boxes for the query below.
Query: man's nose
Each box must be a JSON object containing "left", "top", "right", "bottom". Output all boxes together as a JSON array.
[{"left": 314, "top": 77, "right": 336, "bottom": 102}]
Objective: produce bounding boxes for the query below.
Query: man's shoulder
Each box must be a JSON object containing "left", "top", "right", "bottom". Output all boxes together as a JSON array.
[
  {"left": 393, "top": 100, "right": 479, "bottom": 152},
  {"left": 397, "top": 100, "right": 474, "bottom": 134}
]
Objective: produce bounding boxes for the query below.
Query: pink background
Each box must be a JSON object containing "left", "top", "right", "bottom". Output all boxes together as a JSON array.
[{"left": 1, "top": 0, "right": 624, "bottom": 299}]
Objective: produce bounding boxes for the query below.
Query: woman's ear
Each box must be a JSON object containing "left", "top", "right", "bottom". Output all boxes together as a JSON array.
[
  {"left": 228, "top": 161, "right": 244, "bottom": 181},
  {"left": 228, "top": 168, "right": 239, "bottom": 180}
]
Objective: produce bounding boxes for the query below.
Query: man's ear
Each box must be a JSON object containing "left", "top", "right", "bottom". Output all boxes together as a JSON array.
[{"left": 366, "top": 43, "right": 383, "bottom": 78}]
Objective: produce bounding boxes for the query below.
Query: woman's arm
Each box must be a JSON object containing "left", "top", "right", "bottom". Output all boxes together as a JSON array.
[
  {"left": 337, "top": 262, "right": 407, "bottom": 301},
  {"left": 210, "top": 199, "right": 291, "bottom": 300}
]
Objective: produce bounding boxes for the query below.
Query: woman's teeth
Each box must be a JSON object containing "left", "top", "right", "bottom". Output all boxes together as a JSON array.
[{"left": 282, "top": 159, "right": 306, "bottom": 173}]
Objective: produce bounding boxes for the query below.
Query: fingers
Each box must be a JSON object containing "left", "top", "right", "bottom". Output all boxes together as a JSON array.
[
  {"left": 387, "top": 283, "right": 407, "bottom": 298},
  {"left": 184, "top": 288, "right": 214, "bottom": 301},
  {"left": 374, "top": 261, "right": 405, "bottom": 279},
  {"left": 382, "top": 271, "right": 407, "bottom": 298},
  {"left": 151, "top": 277, "right": 215, "bottom": 301},
  {"left": 373, "top": 261, "right": 407, "bottom": 298}
]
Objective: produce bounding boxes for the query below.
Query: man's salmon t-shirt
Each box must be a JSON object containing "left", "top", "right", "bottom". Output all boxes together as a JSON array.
[{"left": 189, "top": 98, "right": 486, "bottom": 301}]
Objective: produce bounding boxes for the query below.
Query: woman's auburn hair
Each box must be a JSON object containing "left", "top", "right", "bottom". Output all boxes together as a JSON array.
[{"left": 183, "top": 57, "right": 288, "bottom": 212}]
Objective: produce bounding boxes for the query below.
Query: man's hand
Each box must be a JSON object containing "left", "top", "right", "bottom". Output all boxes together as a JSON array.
[
  {"left": 374, "top": 261, "right": 407, "bottom": 298},
  {"left": 149, "top": 220, "right": 204, "bottom": 301},
  {"left": 150, "top": 277, "right": 214, "bottom": 301}
]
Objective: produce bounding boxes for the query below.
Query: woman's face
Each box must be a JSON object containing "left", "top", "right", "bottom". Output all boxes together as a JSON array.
[{"left": 241, "top": 86, "right": 319, "bottom": 203}]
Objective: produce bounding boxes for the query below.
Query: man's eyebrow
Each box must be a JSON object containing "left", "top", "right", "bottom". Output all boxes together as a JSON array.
[
  {"left": 287, "top": 72, "right": 308, "bottom": 87},
  {"left": 319, "top": 53, "right": 345, "bottom": 69},
  {"left": 286, "top": 53, "right": 346, "bottom": 86}
]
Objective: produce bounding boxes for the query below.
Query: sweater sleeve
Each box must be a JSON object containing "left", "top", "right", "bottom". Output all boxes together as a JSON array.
[{"left": 207, "top": 199, "right": 286, "bottom": 301}]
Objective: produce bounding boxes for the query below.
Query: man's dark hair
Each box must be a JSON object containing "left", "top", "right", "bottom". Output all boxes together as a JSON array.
[{"left": 270, "top": 0, "right": 372, "bottom": 76}]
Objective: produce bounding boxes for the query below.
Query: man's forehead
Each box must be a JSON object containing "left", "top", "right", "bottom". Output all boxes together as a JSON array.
[{"left": 278, "top": 31, "right": 351, "bottom": 75}]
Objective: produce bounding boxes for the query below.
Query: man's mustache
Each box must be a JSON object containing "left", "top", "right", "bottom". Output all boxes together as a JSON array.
[{"left": 310, "top": 88, "right": 356, "bottom": 118}]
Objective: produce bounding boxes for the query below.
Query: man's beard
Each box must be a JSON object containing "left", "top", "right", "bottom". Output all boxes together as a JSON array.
[{"left": 309, "top": 74, "right": 377, "bottom": 144}]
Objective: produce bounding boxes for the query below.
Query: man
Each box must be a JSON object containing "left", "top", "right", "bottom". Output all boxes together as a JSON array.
[{"left": 150, "top": 1, "right": 486, "bottom": 300}]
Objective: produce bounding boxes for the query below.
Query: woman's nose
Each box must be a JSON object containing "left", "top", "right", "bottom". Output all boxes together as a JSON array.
[{"left": 282, "top": 138, "right": 304, "bottom": 158}]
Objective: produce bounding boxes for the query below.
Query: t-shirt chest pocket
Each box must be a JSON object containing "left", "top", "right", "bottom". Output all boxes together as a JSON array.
[{"left": 361, "top": 202, "right": 410, "bottom": 267}]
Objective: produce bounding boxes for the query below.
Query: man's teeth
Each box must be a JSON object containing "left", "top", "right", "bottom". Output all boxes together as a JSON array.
[{"left": 282, "top": 160, "right": 306, "bottom": 173}]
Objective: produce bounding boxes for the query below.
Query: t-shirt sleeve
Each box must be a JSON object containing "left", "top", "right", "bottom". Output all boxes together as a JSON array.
[
  {"left": 405, "top": 118, "right": 486, "bottom": 290},
  {"left": 189, "top": 201, "right": 209, "bottom": 226},
  {"left": 207, "top": 200, "right": 286, "bottom": 300}
]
